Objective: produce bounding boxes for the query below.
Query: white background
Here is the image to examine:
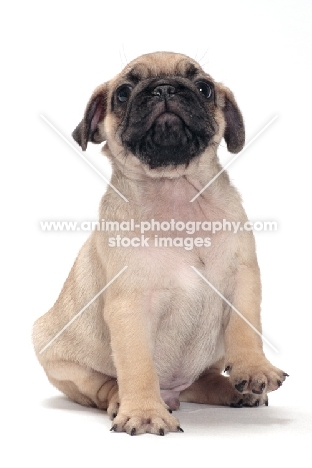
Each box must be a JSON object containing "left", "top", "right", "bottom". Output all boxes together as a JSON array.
[{"left": 1, "top": 0, "right": 311, "bottom": 466}]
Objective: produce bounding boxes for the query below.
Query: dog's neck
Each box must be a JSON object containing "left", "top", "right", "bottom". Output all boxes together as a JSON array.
[
  {"left": 108, "top": 145, "right": 221, "bottom": 183},
  {"left": 105, "top": 147, "right": 242, "bottom": 222}
]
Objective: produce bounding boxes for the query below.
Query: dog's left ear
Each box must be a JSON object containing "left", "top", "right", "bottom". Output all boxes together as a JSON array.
[
  {"left": 219, "top": 85, "right": 245, "bottom": 154},
  {"left": 72, "top": 83, "right": 108, "bottom": 151}
]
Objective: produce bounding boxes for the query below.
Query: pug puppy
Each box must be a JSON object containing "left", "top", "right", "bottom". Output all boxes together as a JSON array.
[{"left": 33, "top": 51, "right": 288, "bottom": 436}]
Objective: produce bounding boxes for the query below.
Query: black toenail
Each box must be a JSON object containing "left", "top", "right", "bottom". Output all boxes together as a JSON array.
[
  {"left": 159, "top": 428, "right": 165, "bottom": 436},
  {"left": 110, "top": 424, "right": 117, "bottom": 432},
  {"left": 224, "top": 366, "right": 231, "bottom": 372},
  {"left": 131, "top": 428, "right": 136, "bottom": 436},
  {"left": 177, "top": 426, "right": 184, "bottom": 432},
  {"left": 168, "top": 409, "right": 173, "bottom": 413}
]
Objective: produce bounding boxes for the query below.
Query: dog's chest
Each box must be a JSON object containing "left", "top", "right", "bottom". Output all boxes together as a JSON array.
[
  {"left": 150, "top": 262, "right": 226, "bottom": 393},
  {"left": 125, "top": 180, "right": 238, "bottom": 388},
  {"left": 143, "top": 245, "right": 234, "bottom": 392}
]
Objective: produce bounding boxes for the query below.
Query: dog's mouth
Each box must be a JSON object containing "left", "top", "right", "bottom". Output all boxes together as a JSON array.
[
  {"left": 120, "top": 83, "right": 217, "bottom": 169},
  {"left": 150, "top": 112, "right": 187, "bottom": 146},
  {"left": 137, "top": 111, "right": 200, "bottom": 169}
]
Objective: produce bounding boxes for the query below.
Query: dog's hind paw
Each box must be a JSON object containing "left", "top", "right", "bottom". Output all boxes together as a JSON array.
[
  {"left": 107, "top": 400, "right": 120, "bottom": 420},
  {"left": 230, "top": 392, "right": 269, "bottom": 408}
]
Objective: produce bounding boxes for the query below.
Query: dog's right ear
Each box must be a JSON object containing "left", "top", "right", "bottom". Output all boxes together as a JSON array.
[{"left": 72, "top": 83, "right": 108, "bottom": 151}]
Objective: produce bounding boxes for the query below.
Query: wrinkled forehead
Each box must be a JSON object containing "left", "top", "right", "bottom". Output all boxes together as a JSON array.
[{"left": 118, "top": 52, "right": 212, "bottom": 82}]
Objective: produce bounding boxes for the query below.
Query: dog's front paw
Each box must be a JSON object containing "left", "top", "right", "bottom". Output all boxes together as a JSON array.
[
  {"left": 225, "top": 357, "right": 288, "bottom": 395},
  {"left": 110, "top": 400, "right": 183, "bottom": 435}
]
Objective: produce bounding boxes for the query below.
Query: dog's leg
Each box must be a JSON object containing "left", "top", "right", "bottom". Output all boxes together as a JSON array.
[
  {"left": 45, "top": 361, "right": 120, "bottom": 416},
  {"left": 104, "top": 296, "right": 181, "bottom": 435},
  {"left": 224, "top": 262, "right": 288, "bottom": 397},
  {"left": 180, "top": 366, "right": 268, "bottom": 407}
]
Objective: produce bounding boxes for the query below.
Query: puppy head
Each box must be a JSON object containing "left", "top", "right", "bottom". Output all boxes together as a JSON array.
[{"left": 73, "top": 52, "right": 245, "bottom": 173}]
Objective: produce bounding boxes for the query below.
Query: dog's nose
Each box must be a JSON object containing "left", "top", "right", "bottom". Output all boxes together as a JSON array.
[{"left": 152, "top": 84, "right": 176, "bottom": 98}]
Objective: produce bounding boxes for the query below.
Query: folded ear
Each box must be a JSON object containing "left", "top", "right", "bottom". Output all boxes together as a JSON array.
[
  {"left": 219, "top": 85, "right": 245, "bottom": 154},
  {"left": 72, "top": 83, "right": 108, "bottom": 151}
]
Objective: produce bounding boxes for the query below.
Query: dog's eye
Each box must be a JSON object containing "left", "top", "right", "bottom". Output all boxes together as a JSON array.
[
  {"left": 195, "top": 81, "right": 212, "bottom": 99},
  {"left": 117, "top": 85, "right": 132, "bottom": 103}
]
